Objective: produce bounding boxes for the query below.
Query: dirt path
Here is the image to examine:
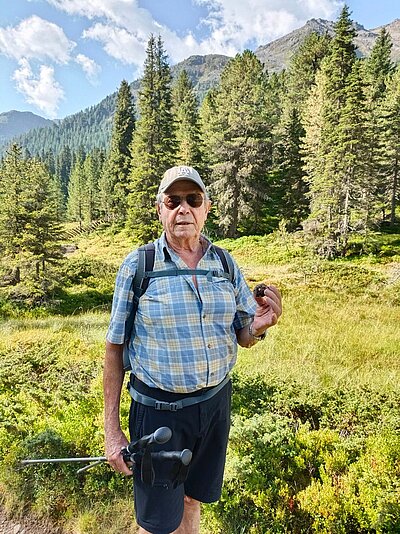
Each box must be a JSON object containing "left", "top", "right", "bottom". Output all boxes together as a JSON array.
[{"left": 0, "top": 508, "right": 63, "bottom": 534}]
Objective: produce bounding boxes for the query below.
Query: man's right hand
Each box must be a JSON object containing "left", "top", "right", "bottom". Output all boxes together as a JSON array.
[{"left": 105, "top": 428, "right": 133, "bottom": 476}]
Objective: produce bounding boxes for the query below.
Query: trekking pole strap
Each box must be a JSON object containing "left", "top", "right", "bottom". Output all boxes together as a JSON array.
[{"left": 127, "top": 375, "right": 230, "bottom": 411}]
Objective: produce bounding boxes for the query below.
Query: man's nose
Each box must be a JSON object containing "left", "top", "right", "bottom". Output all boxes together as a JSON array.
[{"left": 177, "top": 200, "right": 190, "bottom": 213}]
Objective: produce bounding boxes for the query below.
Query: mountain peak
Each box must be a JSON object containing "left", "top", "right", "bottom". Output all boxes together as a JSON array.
[{"left": 0, "top": 110, "right": 53, "bottom": 146}]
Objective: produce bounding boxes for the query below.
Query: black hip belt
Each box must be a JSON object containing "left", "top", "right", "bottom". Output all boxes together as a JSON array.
[{"left": 127, "top": 375, "right": 230, "bottom": 412}]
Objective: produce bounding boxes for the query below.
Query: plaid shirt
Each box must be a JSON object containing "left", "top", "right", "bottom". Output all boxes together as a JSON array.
[{"left": 106, "top": 232, "right": 256, "bottom": 393}]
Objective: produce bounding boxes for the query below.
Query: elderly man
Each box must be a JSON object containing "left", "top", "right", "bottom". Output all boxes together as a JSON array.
[{"left": 104, "top": 166, "right": 282, "bottom": 534}]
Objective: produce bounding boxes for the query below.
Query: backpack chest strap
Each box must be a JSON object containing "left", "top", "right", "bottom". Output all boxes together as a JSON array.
[{"left": 144, "top": 268, "right": 230, "bottom": 281}]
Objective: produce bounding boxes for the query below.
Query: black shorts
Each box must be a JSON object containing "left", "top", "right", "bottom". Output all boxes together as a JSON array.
[{"left": 128, "top": 376, "right": 232, "bottom": 534}]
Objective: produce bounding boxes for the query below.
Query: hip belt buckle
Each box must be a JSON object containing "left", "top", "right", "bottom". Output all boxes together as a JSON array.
[{"left": 155, "top": 400, "right": 179, "bottom": 411}]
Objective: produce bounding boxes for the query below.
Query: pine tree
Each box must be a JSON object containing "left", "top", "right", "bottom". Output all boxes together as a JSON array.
[
  {"left": 19, "top": 159, "right": 63, "bottom": 283},
  {"left": 101, "top": 80, "right": 135, "bottom": 221},
  {"left": 66, "top": 154, "right": 85, "bottom": 228},
  {"left": 364, "top": 29, "right": 395, "bottom": 224},
  {"left": 127, "top": 35, "right": 176, "bottom": 242},
  {"left": 56, "top": 145, "right": 73, "bottom": 202},
  {"left": 271, "top": 106, "right": 308, "bottom": 230},
  {"left": 302, "top": 6, "right": 361, "bottom": 256},
  {"left": 202, "top": 50, "right": 272, "bottom": 237},
  {"left": 0, "top": 144, "right": 27, "bottom": 283},
  {"left": 379, "top": 67, "right": 400, "bottom": 225},
  {"left": 0, "top": 146, "right": 62, "bottom": 294},
  {"left": 172, "top": 70, "right": 204, "bottom": 169},
  {"left": 82, "top": 151, "right": 101, "bottom": 223},
  {"left": 286, "top": 31, "right": 332, "bottom": 113}
]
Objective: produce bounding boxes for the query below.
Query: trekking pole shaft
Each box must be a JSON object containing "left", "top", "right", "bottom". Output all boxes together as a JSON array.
[{"left": 21, "top": 456, "right": 107, "bottom": 465}]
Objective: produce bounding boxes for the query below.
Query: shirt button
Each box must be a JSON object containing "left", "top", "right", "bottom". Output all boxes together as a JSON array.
[
  {"left": 202, "top": 314, "right": 206, "bottom": 319},
  {"left": 207, "top": 343, "right": 211, "bottom": 349}
]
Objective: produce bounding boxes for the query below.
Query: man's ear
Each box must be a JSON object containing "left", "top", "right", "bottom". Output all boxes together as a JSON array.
[{"left": 156, "top": 203, "right": 162, "bottom": 220}]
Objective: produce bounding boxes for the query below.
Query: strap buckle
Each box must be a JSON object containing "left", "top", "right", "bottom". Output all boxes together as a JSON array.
[{"left": 155, "top": 401, "right": 179, "bottom": 412}]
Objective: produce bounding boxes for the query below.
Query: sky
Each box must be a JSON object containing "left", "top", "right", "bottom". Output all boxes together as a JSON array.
[{"left": 0, "top": 1, "right": 398, "bottom": 120}]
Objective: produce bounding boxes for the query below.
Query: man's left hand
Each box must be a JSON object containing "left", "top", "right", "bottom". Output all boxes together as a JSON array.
[{"left": 252, "top": 285, "right": 282, "bottom": 336}]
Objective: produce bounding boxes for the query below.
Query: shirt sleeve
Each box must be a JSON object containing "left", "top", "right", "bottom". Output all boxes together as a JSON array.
[
  {"left": 231, "top": 256, "right": 257, "bottom": 332},
  {"left": 106, "top": 250, "right": 138, "bottom": 345}
]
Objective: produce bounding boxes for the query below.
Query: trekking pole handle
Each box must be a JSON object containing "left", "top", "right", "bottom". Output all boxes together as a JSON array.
[
  {"left": 151, "top": 449, "right": 192, "bottom": 466},
  {"left": 124, "top": 426, "right": 172, "bottom": 454}
]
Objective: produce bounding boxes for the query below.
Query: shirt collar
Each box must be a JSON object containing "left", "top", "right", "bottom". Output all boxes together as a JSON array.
[{"left": 158, "top": 231, "right": 213, "bottom": 262}]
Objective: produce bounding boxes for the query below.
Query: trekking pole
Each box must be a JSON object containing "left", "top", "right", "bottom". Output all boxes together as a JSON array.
[{"left": 20, "top": 426, "right": 192, "bottom": 484}]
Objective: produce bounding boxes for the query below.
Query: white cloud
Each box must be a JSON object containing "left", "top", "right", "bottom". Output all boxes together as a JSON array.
[
  {"left": 193, "top": 0, "right": 342, "bottom": 54},
  {"left": 75, "top": 53, "right": 101, "bottom": 83},
  {"left": 44, "top": 0, "right": 342, "bottom": 66},
  {"left": 83, "top": 23, "right": 147, "bottom": 66},
  {"left": 12, "top": 59, "right": 65, "bottom": 118},
  {"left": 0, "top": 15, "right": 75, "bottom": 63}
]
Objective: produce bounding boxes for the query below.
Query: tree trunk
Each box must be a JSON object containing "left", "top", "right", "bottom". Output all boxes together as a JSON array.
[{"left": 390, "top": 157, "right": 398, "bottom": 225}]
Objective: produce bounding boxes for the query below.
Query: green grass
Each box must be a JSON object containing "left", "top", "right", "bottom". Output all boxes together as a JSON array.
[{"left": 0, "top": 227, "right": 399, "bottom": 533}]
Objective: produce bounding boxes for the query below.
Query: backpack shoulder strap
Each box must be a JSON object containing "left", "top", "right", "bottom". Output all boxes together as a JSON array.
[
  {"left": 125, "top": 243, "right": 155, "bottom": 343},
  {"left": 213, "top": 245, "right": 235, "bottom": 284}
]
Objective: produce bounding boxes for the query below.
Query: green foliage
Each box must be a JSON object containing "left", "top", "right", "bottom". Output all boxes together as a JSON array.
[
  {"left": 202, "top": 50, "right": 272, "bottom": 237},
  {"left": 127, "top": 35, "right": 176, "bottom": 242}
]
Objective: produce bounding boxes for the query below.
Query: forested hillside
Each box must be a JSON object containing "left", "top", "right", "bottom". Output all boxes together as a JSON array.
[
  {"left": 4, "top": 17, "right": 400, "bottom": 159},
  {"left": 0, "top": 110, "right": 53, "bottom": 146}
]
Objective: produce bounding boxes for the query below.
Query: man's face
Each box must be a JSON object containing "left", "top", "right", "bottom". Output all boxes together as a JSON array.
[{"left": 157, "top": 180, "right": 211, "bottom": 242}]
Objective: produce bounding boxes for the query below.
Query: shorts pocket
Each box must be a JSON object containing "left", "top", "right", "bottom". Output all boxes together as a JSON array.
[{"left": 129, "top": 400, "right": 146, "bottom": 440}]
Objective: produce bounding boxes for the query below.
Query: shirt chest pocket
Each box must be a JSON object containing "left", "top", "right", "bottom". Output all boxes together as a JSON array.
[
  {"left": 204, "top": 277, "right": 236, "bottom": 321},
  {"left": 137, "top": 277, "right": 195, "bottom": 323}
]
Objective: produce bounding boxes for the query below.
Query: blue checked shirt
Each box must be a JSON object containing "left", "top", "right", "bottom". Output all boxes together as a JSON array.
[{"left": 107, "top": 232, "right": 256, "bottom": 393}]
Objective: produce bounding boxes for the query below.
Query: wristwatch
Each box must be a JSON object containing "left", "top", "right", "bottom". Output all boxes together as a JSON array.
[{"left": 249, "top": 322, "right": 266, "bottom": 341}]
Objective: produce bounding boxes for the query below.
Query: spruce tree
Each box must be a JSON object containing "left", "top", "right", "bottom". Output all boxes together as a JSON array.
[
  {"left": 172, "top": 70, "right": 203, "bottom": 169},
  {"left": 302, "top": 6, "right": 361, "bottom": 256},
  {"left": 286, "top": 31, "right": 331, "bottom": 113},
  {"left": 379, "top": 67, "right": 400, "bottom": 225},
  {"left": 127, "top": 35, "right": 176, "bottom": 242},
  {"left": 101, "top": 80, "right": 135, "bottom": 221},
  {"left": 0, "top": 146, "right": 62, "bottom": 294},
  {"left": 202, "top": 50, "right": 272, "bottom": 237},
  {"left": 271, "top": 106, "right": 308, "bottom": 230},
  {"left": 0, "top": 144, "right": 27, "bottom": 283},
  {"left": 66, "top": 154, "right": 85, "bottom": 228},
  {"left": 365, "top": 29, "right": 395, "bottom": 224},
  {"left": 19, "top": 159, "right": 63, "bottom": 283}
]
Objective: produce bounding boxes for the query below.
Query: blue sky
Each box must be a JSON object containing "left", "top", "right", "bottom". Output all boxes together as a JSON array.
[{"left": 0, "top": 1, "right": 398, "bottom": 120}]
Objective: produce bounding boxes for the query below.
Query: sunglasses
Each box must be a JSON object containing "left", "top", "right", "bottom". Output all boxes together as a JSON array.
[{"left": 162, "top": 193, "right": 204, "bottom": 210}]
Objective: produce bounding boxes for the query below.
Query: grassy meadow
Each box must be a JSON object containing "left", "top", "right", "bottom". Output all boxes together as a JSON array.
[{"left": 0, "top": 227, "right": 400, "bottom": 533}]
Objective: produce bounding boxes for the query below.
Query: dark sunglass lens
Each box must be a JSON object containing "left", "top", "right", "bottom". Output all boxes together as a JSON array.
[
  {"left": 187, "top": 194, "right": 204, "bottom": 208},
  {"left": 165, "top": 196, "right": 181, "bottom": 209}
]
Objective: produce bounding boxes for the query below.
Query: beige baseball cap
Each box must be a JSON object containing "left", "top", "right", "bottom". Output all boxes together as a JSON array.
[{"left": 158, "top": 166, "right": 207, "bottom": 195}]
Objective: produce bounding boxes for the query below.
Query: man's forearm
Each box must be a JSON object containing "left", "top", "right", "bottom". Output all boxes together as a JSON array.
[{"left": 103, "top": 341, "right": 125, "bottom": 433}]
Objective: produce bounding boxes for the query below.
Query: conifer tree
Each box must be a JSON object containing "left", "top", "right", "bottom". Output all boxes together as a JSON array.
[
  {"left": 302, "top": 6, "right": 361, "bottom": 256},
  {"left": 127, "top": 35, "right": 176, "bottom": 242},
  {"left": 379, "top": 67, "right": 400, "bottom": 225},
  {"left": 202, "top": 50, "right": 271, "bottom": 237},
  {"left": 82, "top": 151, "right": 101, "bottom": 223},
  {"left": 0, "top": 144, "right": 27, "bottom": 283},
  {"left": 364, "top": 29, "right": 395, "bottom": 223},
  {"left": 271, "top": 106, "right": 307, "bottom": 230},
  {"left": 0, "top": 145, "right": 62, "bottom": 292},
  {"left": 172, "top": 70, "right": 203, "bottom": 169},
  {"left": 56, "top": 145, "right": 73, "bottom": 202},
  {"left": 101, "top": 80, "right": 135, "bottom": 221},
  {"left": 66, "top": 154, "right": 85, "bottom": 228},
  {"left": 19, "top": 159, "right": 63, "bottom": 282},
  {"left": 286, "top": 31, "right": 331, "bottom": 113}
]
